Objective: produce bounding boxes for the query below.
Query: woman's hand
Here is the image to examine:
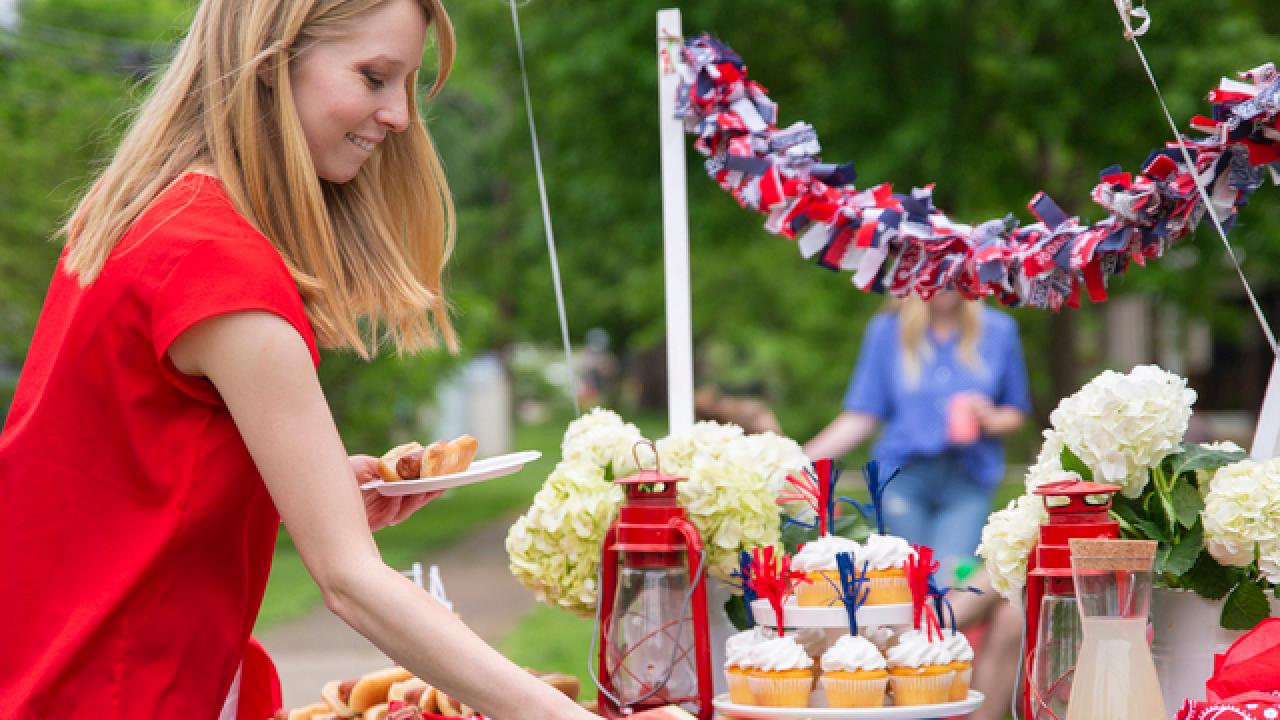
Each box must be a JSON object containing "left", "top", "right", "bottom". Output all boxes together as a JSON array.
[{"left": 350, "top": 454, "right": 443, "bottom": 531}]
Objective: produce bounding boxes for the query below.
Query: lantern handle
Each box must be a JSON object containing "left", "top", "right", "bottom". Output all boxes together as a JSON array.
[{"left": 632, "top": 439, "right": 662, "bottom": 474}]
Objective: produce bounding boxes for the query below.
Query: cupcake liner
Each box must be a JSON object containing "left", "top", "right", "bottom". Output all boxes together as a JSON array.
[
  {"left": 747, "top": 673, "right": 814, "bottom": 707},
  {"left": 949, "top": 665, "right": 972, "bottom": 702},
  {"left": 822, "top": 674, "right": 889, "bottom": 708},
  {"left": 865, "top": 574, "right": 912, "bottom": 605},
  {"left": 726, "top": 667, "right": 754, "bottom": 704},
  {"left": 795, "top": 571, "right": 841, "bottom": 607},
  {"left": 889, "top": 670, "right": 955, "bottom": 706}
]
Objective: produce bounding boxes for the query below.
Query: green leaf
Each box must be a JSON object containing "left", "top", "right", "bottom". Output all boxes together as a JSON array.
[
  {"left": 1183, "top": 552, "right": 1240, "bottom": 600},
  {"left": 832, "top": 513, "right": 870, "bottom": 542},
  {"left": 1170, "top": 443, "right": 1248, "bottom": 479},
  {"left": 1164, "top": 522, "right": 1204, "bottom": 577},
  {"left": 1221, "top": 580, "right": 1271, "bottom": 630},
  {"left": 1171, "top": 477, "right": 1205, "bottom": 529},
  {"left": 1060, "top": 446, "right": 1093, "bottom": 481},
  {"left": 1154, "top": 543, "right": 1172, "bottom": 574},
  {"left": 1132, "top": 517, "right": 1172, "bottom": 543},
  {"left": 724, "top": 594, "right": 751, "bottom": 632}
]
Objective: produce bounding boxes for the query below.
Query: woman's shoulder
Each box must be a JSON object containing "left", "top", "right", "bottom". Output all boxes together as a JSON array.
[
  {"left": 979, "top": 305, "right": 1019, "bottom": 335},
  {"left": 126, "top": 173, "right": 279, "bottom": 268}
]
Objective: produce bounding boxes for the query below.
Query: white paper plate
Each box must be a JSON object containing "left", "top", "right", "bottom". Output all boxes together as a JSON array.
[
  {"left": 713, "top": 690, "right": 984, "bottom": 719},
  {"left": 749, "top": 600, "right": 913, "bottom": 629},
  {"left": 360, "top": 450, "right": 542, "bottom": 496}
]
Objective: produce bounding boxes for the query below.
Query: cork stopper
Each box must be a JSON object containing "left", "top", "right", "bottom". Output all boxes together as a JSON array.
[{"left": 1069, "top": 538, "right": 1157, "bottom": 571}]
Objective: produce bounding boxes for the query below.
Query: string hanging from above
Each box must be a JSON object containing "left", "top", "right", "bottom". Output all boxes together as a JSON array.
[{"left": 674, "top": 34, "right": 1279, "bottom": 311}]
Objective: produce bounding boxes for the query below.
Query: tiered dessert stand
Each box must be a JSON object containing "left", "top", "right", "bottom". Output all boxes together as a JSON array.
[{"left": 713, "top": 600, "right": 985, "bottom": 719}]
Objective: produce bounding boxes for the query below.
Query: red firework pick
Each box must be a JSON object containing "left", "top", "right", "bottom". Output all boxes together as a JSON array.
[
  {"left": 778, "top": 458, "right": 835, "bottom": 536},
  {"left": 906, "top": 545, "right": 942, "bottom": 641},
  {"left": 746, "top": 546, "right": 808, "bottom": 637}
]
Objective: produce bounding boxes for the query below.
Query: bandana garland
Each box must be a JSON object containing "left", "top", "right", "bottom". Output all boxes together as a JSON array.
[{"left": 676, "top": 35, "right": 1280, "bottom": 309}]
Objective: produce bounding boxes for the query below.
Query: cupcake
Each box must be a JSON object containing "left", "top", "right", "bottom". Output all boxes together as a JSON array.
[
  {"left": 724, "top": 627, "right": 768, "bottom": 704},
  {"left": 856, "top": 534, "right": 914, "bottom": 605},
  {"left": 790, "top": 535, "right": 862, "bottom": 607},
  {"left": 819, "top": 635, "right": 889, "bottom": 708},
  {"left": 941, "top": 629, "right": 974, "bottom": 701},
  {"left": 746, "top": 635, "right": 815, "bottom": 707},
  {"left": 885, "top": 629, "right": 955, "bottom": 706}
]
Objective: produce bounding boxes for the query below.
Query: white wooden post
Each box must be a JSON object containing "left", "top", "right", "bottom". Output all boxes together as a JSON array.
[
  {"left": 657, "top": 8, "right": 695, "bottom": 435},
  {"left": 1250, "top": 358, "right": 1280, "bottom": 459}
]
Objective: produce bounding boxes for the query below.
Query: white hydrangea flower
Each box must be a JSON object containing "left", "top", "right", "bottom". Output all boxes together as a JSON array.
[
  {"left": 1202, "top": 458, "right": 1280, "bottom": 570},
  {"left": 561, "top": 407, "right": 646, "bottom": 478},
  {"left": 656, "top": 420, "right": 745, "bottom": 476},
  {"left": 1024, "top": 429, "right": 1067, "bottom": 491},
  {"left": 1259, "top": 539, "right": 1280, "bottom": 585},
  {"left": 977, "top": 493, "right": 1048, "bottom": 600},
  {"left": 512, "top": 414, "right": 806, "bottom": 612},
  {"left": 505, "top": 459, "right": 624, "bottom": 615},
  {"left": 678, "top": 450, "right": 784, "bottom": 580},
  {"left": 732, "top": 431, "right": 811, "bottom": 496},
  {"left": 1049, "top": 364, "right": 1195, "bottom": 497}
]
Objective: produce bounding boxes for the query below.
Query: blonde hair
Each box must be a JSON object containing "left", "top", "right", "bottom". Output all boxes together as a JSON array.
[
  {"left": 885, "top": 295, "right": 985, "bottom": 386},
  {"left": 60, "top": 0, "right": 457, "bottom": 359}
]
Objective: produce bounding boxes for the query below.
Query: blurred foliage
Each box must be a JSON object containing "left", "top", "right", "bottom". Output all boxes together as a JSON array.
[{"left": 2, "top": 0, "right": 1279, "bottom": 452}]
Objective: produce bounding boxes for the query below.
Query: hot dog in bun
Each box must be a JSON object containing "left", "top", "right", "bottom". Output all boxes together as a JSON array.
[
  {"left": 321, "top": 666, "right": 414, "bottom": 717},
  {"left": 377, "top": 435, "right": 478, "bottom": 482}
]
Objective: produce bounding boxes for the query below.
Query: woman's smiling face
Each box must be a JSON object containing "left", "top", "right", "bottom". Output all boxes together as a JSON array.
[{"left": 289, "top": 0, "right": 427, "bottom": 183}]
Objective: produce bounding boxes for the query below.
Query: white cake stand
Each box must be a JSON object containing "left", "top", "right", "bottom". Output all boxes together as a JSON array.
[{"left": 714, "top": 690, "right": 985, "bottom": 719}]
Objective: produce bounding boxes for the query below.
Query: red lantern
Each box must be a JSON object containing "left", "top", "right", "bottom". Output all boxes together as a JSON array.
[
  {"left": 594, "top": 454, "right": 713, "bottom": 719},
  {"left": 1020, "top": 479, "right": 1121, "bottom": 720}
]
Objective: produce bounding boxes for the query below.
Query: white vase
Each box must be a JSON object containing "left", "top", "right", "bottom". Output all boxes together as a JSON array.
[
  {"left": 1150, "top": 587, "right": 1280, "bottom": 715},
  {"left": 705, "top": 576, "right": 738, "bottom": 696}
]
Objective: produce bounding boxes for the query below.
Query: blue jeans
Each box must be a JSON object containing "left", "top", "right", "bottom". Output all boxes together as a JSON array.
[{"left": 878, "top": 454, "right": 993, "bottom": 580}]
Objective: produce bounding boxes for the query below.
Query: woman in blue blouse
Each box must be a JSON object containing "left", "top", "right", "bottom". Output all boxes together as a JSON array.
[{"left": 805, "top": 290, "right": 1031, "bottom": 575}]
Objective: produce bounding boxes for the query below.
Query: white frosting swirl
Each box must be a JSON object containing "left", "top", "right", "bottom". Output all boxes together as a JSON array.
[
  {"left": 857, "top": 533, "right": 915, "bottom": 571},
  {"left": 791, "top": 535, "right": 862, "bottom": 572},
  {"left": 725, "top": 627, "right": 770, "bottom": 668},
  {"left": 748, "top": 636, "right": 814, "bottom": 672},
  {"left": 820, "top": 634, "right": 887, "bottom": 673},
  {"left": 886, "top": 629, "right": 954, "bottom": 668},
  {"left": 942, "top": 629, "right": 974, "bottom": 662}
]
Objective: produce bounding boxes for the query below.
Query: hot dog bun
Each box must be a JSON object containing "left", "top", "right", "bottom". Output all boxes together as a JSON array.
[
  {"left": 439, "top": 435, "right": 478, "bottom": 475},
  {"left": 363, "top": 704, "right": 390, "bottom": 720},
  {"left": 378, "top": 443, "right": 424, "bottom": 483},
  {"left": 419, "top": 440, "right": 449, "bottom": 477},
  {"left": 271, "top": 703, "right": 332, "bottom": 720},
  {"left": 537, "top": 672, "right": 580, "bottom": 701},
  {"left": 350, "top": 667, "right": 415, "bottom": 712},
  {"left": 320, "top": 680, "right": 356, "bottom": 717}
]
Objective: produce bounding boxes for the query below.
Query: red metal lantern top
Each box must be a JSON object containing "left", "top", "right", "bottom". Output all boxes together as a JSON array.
[
  {"left": 1029, "top": 478, "right": 1122, "bottom": 576},
  {"left": 612, "top": 444, "right": 691, "bottom": 567}
]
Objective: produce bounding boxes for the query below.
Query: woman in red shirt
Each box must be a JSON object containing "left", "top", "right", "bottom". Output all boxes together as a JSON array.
[{"left": 0, "top": 2, "right": 598, "bottom": 719}]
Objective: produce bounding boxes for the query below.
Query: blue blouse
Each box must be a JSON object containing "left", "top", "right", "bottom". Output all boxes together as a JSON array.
[{"left": 842, "top": 306, "right": 1032, "bottom": 488}]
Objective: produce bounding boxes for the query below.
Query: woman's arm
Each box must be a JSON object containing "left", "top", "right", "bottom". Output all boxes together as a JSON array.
[
  {"left": 976, "top": 404, "right": 1025, "bottom": 437},
  {"left": 170, "top": 311, "right": 597, "bottom": 720},
  {"left": 803, "top": 410, "right": 880, "bottom": 460}
]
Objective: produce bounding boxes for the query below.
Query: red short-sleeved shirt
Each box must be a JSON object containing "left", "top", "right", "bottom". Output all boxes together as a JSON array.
[{"left": 0, "top": 173, "right": 320, "bottom": 718}]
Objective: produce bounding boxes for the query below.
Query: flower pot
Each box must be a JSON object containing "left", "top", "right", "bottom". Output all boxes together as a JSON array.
[{"left": 1150, "top": 587, "right": 1280, "bottom": 715}]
